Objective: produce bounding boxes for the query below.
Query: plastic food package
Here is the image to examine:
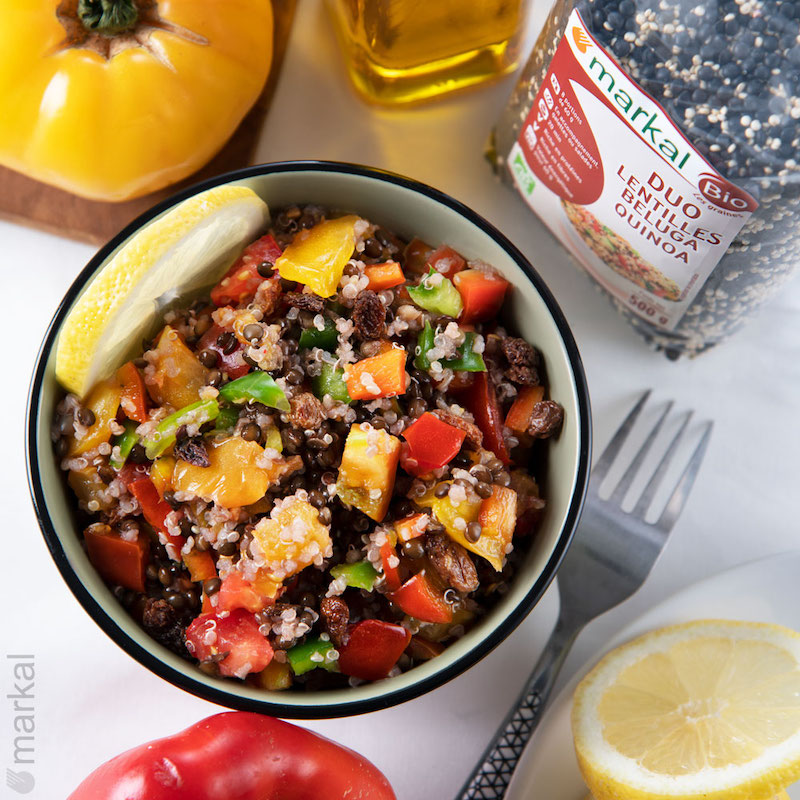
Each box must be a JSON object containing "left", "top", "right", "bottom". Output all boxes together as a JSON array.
[{"left": 490, "top": 0, "right": 800, "bottom": 357}]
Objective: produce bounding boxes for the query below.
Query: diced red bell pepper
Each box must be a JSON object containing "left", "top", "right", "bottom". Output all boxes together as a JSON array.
[
  {"left": 84, "top": 526, "right": 148, "bottom": 592},
  {"left": 427, "top": 245, "right": 465, "bottom": 280},
  {"left": 116, "top": 361, "right": 149, "bottom": 423},
  {"left": 380, "top": 541, "right": 402, "bottom": 591},
  {"left": 185, "top": 609, "right": 273, "bottom": 679},
  {"left": 458, "top": 372, "right": 510, "bottom": 465},
  {"left": 183, "top": 550, "right": 217, "bottom": 583},
  {"left": 127, "top": 476, "right": 186, "bottom": 552},
  {"left": 403, "top": 237, "right": 434, "bottom": 276},
  {"left": 337, "top": 619, "right": 411, "bottom": 681},
  {"left": 216, "top": 571, "right": 272, "bottom": 614},
  {"left": 118, "top": 462, "right": 150, "bottom": 486},
  {"left": 345, "top": 348, "right": 408, "bottom": 400},
  {"left": 505, "top": 385, "right": 545, "bottom": 434},
  {"left": 197, "top": 323, "right": 250, "bottom": 380},
  {"left": 210, "top": 234, "right": 282, "bottom": 307},
  {"left": 364, "top": 261, "right": 405, "bottom": 291},
  {"left": 401, "top": 412, "right": 466, "bottom": 475},
  {"left": 389, "top": 572, "right": 453, "bottom": 624},
  {"left": 454, "top": 269, "right": 510, "bottom": 324},
  {"left": 394, "top": 512, "right": 429, "bottom": 543}
]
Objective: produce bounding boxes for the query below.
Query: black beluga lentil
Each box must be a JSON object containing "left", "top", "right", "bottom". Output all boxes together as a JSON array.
[{"left": 491, "top": 0, "right": 800, "bottom": 357}]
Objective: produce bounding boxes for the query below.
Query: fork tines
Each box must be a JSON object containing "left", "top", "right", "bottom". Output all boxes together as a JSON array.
[{"left": 593, "top": 390, "right": 713, "bottom": 532}]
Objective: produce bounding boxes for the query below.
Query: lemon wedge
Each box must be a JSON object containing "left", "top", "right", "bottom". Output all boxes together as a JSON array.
[
  {"left": 583, "top": 794, "right": 792, "bottom": 799},
  {"left": 572, "top": 620, "right": 800, "bottom": 800},
  {"left": 55, "top": 185, "right": 269, "bottom": 397}
]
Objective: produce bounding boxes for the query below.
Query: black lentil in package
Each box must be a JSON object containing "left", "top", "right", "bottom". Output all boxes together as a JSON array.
[{"left": 489, "top": 0, "right": 800, "bottom": 357}]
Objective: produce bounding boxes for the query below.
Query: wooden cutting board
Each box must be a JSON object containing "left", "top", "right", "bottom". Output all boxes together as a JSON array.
[{"left": 0, "top": 0, "right": 296, "bottom": 245}]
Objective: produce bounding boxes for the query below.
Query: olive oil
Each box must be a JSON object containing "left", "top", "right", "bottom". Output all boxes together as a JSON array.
[{"left": 327, "top": 0, "right": 529, "bottom": 105}]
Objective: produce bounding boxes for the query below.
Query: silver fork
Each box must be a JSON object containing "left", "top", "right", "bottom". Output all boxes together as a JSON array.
[{"left": 457, "top": 390, "right": 713, "bottom": 800}]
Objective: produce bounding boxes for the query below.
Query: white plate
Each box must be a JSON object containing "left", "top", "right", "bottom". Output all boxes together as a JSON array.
[{"left": 506, "top": 551, "right": 800, "bottom": 800}]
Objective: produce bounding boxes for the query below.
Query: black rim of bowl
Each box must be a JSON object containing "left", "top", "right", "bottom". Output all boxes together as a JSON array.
[{"left": 26, "top": 160, "right": 592, "bottom": 719}]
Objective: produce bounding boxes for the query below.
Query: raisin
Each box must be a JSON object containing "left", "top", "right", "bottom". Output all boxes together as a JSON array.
[
  {"left": 288, "top": 392, "right": 325, "bottom": 430},
  {"left": 527, "top": 400, "right": 564, "bottom": 439},
  {"left": 320, "top": 596, "right": 349, "bottom": 648},
  {"left": 501, "top": 337, "right": 540, "bottom": 386},
  {"left": 285, "top": 291, "right": 325, "bottom": 314},
  {"left": 174, "top": 436, "right": 210, "bottom": 467},
  {"left": 352, "top": 290, "right": 386, "bottom": 339},
  {"left": 425, "top": 532, "right": 479, "bottom": 593}
]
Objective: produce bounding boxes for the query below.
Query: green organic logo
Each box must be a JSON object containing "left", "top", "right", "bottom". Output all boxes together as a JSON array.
[{"left": 512, "top": 153, "right": 536, "bottom": 195}]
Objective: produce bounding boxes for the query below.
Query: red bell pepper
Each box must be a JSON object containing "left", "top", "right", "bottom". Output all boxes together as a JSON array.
[
  {"left": 216, "top": 571, "right": 271, "bottom": 614},
  {"left": 505, "top": 385, "right": 545, "bottom": 434},
  {"left": 84, "top": 526, "right": 148, "bottom": 592},
  {"left": 116, "top": 361, "right": 149, "bottom": 423},
  {"left": 379, "top": 541, "right": 402, "bottom": 591},
  {"left": 185, "top": 609, "right": 273, "bottom": 678},
  {"left": 389, "top": 572, "right": 453, "bottom": 624},
  {"left": 364, "top": 261, "right": 405, "bottom": 291},
  {"left": 197, "top": 323, "right": 250, "bottom": 380},
  {"left": 454, "top": 269, "right": 510, "bottom": 324},
  {"left": 210, "top": 234, "right": 282, "bottom": 307},
  {"left": 337, "top": 619, "right": 411, "bottom": 681},
  {"left": 68, "top": 712, "right": 397, "bottom": 800},
  {"left": 401, "top": 412, "right": 466, "bottom": 475},
  {"left": 394, "top": 512, "right": 429, "bottom": 543},
  {"left": 127, "top": 476, "right": 186, "bottom": 552},
  {"left": 458, "top": 372, "right": 510, "bottom": 465},
  {"left": 427, "top": 244, "right": 465, "bottom": 280}
]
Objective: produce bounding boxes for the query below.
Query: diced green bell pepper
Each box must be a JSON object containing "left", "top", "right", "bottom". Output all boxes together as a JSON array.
[
  {"left": 331, "top": 560, "right": 379, "bottom": 591},
  {"left": 413, "top": 320, "right": 435, "bottom": 371},
  {"left": 218, "top": 372, "right": 290, "bottom": 412},
  {"left": 312, "top": 362, "right": 351, "bottom": 404},
  {"left": 298, "top": 318, "right": 337, "bottom": 351},
  {"left": 407, "top": 268, "right": 463, "bottom": 318},
  {"left": 443, "top": 332, "right": 487, "bottom": 372},
  {"left": 213, "top": 406, "right": 240, "bottom": 432},
  {"left": 142, "top": 398, "right": 220, "bottom": 460},
  {"left": 286, "top": 637, "right": 339, "bottom": 676},
  {"left": 264, "top": 426, "right": 283, "bottom": 453},
  {"left": 110, "top": 420, "right": 139, "bottom": 470}
]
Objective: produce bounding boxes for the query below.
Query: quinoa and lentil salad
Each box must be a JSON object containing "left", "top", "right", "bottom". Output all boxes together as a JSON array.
[{"left": 53, "top": 205, "right": 564, "bottom": 691}]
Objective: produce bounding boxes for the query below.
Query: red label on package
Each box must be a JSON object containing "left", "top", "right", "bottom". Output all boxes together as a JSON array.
[{"left": 508, "top": 9, "right": 757, "bottom": 330}]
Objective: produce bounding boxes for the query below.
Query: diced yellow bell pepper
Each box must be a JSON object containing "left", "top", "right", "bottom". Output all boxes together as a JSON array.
[
  {"left": 145, "top": 325, "right": 209, "bottom": 410},
  {"left": 264, "top": 426, "right": 283, "bottom": 453},
  {"left": 172, "top": 436, "right": 301, "bottom": 508},
  {"left": 336, "top": 423, "right": 401, "bottom": 522},
  {"left": 252, "top": 659, "right": 293, "bottom": 691},
  {"left": 418, "top": 482, "right": 517, "bottom": 571},
  {"left": 68, "top": 379, "right": 122, "bottom": 457},
  {"left": 275, "top": 215, "right": 362, "bottom": 297},
  {"left": 149, "top": 456, "right": 175, "bottom": 499},
  {"left": 67, "top": 465, "right": 117, "bottom": 512},
  {"left": 251, "top": 495, "right": 332, "bottom": 582}
]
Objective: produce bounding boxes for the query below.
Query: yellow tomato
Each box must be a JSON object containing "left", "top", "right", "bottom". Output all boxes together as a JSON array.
[{"left": 0, "top": 1, "right": 273, "bottom": 201}]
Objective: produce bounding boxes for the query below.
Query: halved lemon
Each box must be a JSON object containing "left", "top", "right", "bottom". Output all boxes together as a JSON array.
[
  {"left": 55, "top": 184, "right": 269, "bottom": 397},
  {"left": 572, "top": 620, "right": 800, "bottom": 800}
]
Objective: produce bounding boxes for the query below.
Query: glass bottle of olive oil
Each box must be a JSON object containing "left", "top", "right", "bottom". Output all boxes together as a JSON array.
[{"left": 327, "top": 0, "right": 530, "bottom": 105}]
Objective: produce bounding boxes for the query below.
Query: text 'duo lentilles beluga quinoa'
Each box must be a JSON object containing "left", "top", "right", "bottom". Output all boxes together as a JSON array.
[
  {"left": 53, "top": 205, "right": 564, "bottom": 690},
  {"left": 490, "top": 0, "right": 800, "bottom": 357}
]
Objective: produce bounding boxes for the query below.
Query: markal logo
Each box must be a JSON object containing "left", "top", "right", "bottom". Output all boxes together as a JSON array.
[
  {"left": 5, "top": 654, "right": 35, "bottom": 794},
  {"left": 572, "top": 26, "right": 592, "bottom": 53}
]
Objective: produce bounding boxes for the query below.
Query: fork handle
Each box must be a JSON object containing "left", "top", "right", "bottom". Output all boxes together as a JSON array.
[{"left": 455, "top": 616, "right": 582, "bottom": 800}]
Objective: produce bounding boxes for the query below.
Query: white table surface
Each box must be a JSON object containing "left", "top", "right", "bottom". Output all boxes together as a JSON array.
[{"left": 2, "top": 3, "right": 799, "bottom": 798}]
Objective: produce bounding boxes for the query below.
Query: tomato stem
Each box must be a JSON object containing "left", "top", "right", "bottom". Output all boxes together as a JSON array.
[{"left": 77, "top": 0, "right": 138, "bottom": 34}]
